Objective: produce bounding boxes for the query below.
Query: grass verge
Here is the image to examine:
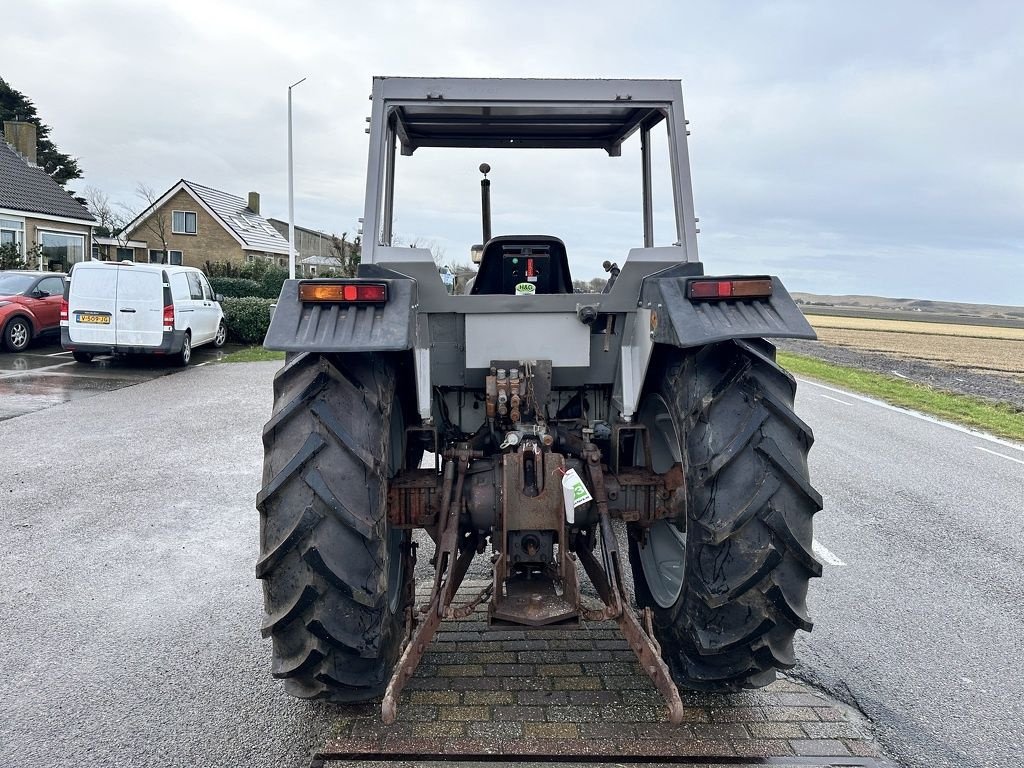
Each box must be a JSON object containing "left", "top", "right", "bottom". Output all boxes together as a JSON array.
[
  {"left": 778, "top": 351, "right": 1024, "bottom": 443},
  {"left": 218, "top": 346, "right": 285, "bottom": 363}
]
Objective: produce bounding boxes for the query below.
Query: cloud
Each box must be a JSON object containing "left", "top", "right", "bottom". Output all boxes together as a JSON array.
[{"left": 4, "top": 0, "right": 1022, "bottom": 304}]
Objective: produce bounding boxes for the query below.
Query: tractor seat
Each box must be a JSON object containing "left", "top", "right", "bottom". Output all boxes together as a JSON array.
[{"left": 469, "top": 235, "right": 573, "bottom": 295}]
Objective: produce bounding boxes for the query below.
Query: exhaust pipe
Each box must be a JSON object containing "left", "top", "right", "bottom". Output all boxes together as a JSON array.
[{"left": 479, "top": 163, "right": 492, "bottom": 243}]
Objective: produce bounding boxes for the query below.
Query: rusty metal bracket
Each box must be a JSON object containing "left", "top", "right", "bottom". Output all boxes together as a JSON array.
[
  {"left": 581, "top": 443, "right": 685, "bottom": 725},
  {"left": 382, "top": 447, "right": 478, "bottom": 724}
]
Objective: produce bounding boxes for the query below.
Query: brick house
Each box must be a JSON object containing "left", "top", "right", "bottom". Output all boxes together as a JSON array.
[
  {"left": 120, "top": 179, "right": 289, "bottom": 268},
  {"left": 1, "top": 121, "right": 95, "bottom": 271}
]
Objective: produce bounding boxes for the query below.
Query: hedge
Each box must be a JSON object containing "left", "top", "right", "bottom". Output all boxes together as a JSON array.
[
  {"left": 210, "top": 277, "right": 263, "bottom": 298},
  {"left": 221, "top": 297, "right": 275, "bottom": 344}
]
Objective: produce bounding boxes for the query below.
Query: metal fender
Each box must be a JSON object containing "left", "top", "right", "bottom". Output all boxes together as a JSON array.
[{"left": 640, "top": 274, "right": 816, "bottom": 348}]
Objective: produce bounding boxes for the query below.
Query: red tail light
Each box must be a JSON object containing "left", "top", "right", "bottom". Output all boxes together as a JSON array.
[
  {"left": 60, "top": 298, "right": 68, "bottom": 323},
  {"left": 298, "top": 281, "right": 388, "bottom": 303},
  {"left": 163, "top": 304, "right": 175, "bottom": 331},
  {"left": 688, "top": 278, "right": 773, "bottom": 301}
]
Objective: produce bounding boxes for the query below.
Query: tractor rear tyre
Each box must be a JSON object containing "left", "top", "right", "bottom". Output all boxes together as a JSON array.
[
  {"left": 257, "top": 352, "right": 411, "bottom": 701},
  {"left": 628, "top": 338, "right": 823, "bottom": 691}
]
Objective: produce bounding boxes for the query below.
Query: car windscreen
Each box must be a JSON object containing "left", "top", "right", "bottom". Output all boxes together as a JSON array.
[{"left": 0, "top": 273, "right": 36, "bottom": 295}]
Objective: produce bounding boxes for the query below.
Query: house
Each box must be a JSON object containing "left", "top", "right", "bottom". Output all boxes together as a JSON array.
[
  {"left": 120, "top": 179, "right": 289, "bottom": 268},
  {"left": 266, "top": 217, "right": 354, "bottom": 276},
  {"left": 92, "top": 235, "right": 148, "bottom": 262},
  {"left": 1, "top": 121, "right": 95, "bottom": 271}
]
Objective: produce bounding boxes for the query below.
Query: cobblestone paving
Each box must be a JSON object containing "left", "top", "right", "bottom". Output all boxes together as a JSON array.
[{"left": 319, "top": 583, "right": 886, "bottom": 765}]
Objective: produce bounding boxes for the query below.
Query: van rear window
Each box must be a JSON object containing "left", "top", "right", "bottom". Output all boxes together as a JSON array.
[
  {"left": 70, "top": 268, "right": 114, "bottom": 298},
  {"left": 117, "top": 270, "right": 162, "bottom": 301}
]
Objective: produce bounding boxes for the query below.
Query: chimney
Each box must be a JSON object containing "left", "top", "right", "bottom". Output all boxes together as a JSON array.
[
  {"left": 247, "top": 191, "right": 260, "bottom": 214},
  {"left": 3, "top": 121, "right": 38, "bottom": 166}
]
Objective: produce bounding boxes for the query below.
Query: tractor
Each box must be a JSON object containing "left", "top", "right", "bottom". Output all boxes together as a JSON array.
[{"left": 257, "top": 77, "right": 822, "bottom": 723}]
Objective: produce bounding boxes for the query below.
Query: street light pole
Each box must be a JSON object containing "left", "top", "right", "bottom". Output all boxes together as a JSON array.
[{"left": 287, "top": 77, "right": 307, "bottom": 280}]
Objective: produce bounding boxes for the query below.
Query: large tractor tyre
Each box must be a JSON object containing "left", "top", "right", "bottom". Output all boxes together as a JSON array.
[
  {"left": 257, "top": 352, "right": 411, "bottom": 701},
  {"left": 628, "top": 338, "right": 823, "bottom": 691}
]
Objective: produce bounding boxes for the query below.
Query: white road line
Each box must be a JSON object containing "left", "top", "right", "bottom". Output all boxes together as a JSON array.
[
  {"left": 817, "top": 393, "right": 852, "bottom": 406},
  {"left": 46, "top": 351, "right": 72, "bottom": 357},
  {"left": 975, "top": 446, "right": 1024, "bottom": 466},
  {"left": 890, "top": 371, "right": 910, "bottom": 379},
  {"left": 812, "top": 539, "right": 846, "bottom": 567},
  {"left": 796, "top": 377, "right": 1024, "bottom": 454}
]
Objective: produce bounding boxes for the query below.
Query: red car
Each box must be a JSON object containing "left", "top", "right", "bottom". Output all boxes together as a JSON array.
[{"left": 0, "top": 271, "right": 67, "bottom": 352}]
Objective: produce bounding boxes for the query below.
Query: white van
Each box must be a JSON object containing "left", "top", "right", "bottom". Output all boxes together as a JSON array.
[{"left": 62, "top": 262, "right": 226, "bottom": 366}]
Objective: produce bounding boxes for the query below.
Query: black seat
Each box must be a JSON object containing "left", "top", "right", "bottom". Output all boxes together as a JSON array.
[{"left": 469, "top": 235, "right": 573, "bottom": 295}]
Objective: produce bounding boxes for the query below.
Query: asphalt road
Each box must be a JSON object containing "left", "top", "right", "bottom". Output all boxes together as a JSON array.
[
  {"left": 792, "top": 378, "right": 1024, "bottom": 768},
  {"left": 1, "top": 359, "right": 1020, "bottom": 767},
  {"left": 0, "top": 361, "right": 336, "bottom": 768},
  {"left": 0, "top": 339, "right": 242, "bottom": 421}
]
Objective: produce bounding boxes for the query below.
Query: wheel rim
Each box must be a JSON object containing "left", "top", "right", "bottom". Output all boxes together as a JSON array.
[
  {"left": 10, "top": 321, "right": 28, "bottom": 349},
  {"left": 215, "top": 323, "right": 226, "bottom": 345},
  {"left": 635, "top": 393, "right": 687, "bottom": 609},
  {"left": 386, "top": 393, "right": 406, "bottom": 613},
  {"left": 182, "top": 336, "right": 191, "bottom": 363}
]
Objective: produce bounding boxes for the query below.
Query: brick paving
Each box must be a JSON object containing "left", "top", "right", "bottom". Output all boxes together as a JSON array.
[{"left": 319, "top": 582, "right": 887, "bottom": 766}]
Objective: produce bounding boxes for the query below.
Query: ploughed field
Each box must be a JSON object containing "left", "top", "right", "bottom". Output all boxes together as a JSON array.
[{"left": 778, "top": 313, "right": 1024, "bottom": 408}]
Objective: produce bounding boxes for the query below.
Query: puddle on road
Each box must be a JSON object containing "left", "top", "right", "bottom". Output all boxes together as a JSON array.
[{"left": 0, "top": 343, "right": 242, "bottom": 421}]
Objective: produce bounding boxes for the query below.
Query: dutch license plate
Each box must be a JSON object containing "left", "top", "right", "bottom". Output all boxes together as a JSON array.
[{"left": 78, "top": 314, "right": 110, "bottom": 325}]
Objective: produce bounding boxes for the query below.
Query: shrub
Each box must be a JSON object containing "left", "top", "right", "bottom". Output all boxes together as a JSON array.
[
  {"left": 210, "top": 276, "right": 262, "bottom": 298},
  {"left": 221, "top": 297, "right": 275, "bottom": 344},
  {"left": 259, "top": 266, "right": 289, "bottom": 300}
]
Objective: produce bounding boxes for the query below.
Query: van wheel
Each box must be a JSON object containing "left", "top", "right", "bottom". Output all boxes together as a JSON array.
[
  {"left": 175, "top": 332, "right": 192, "bottom": 366},
  {"left": 72, "top": 351, "right": 94, "bottom": 364},
  {"left": 3, "top": 317, "right": 31, "bottom": 352},
  {"left": 213, "top": 321, "right": 227, "bottom": 348}
]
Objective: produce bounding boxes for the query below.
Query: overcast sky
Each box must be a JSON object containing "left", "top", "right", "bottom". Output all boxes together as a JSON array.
[{"left": 5, "top": 1, "right": 1022, "bottom": 305}]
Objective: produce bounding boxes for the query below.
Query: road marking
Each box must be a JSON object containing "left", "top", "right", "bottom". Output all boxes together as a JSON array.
[
  {"left": 46, "top": 351, "right": 72, "bottom": 357},
  {"left": 817, "top": 393, "right": 852, "bottom": 406},
  {"left": 812, "top": 539, "right": 846, "bottom": 566},
  {"left": 890, "top": 371, "right": 910, "bottom": 379},
  {"left": 975, "top": 446, "right": 1024, "bottom": 466},
  {"left": 797, "top": 377, "right": 1024, "bottom": 454}
]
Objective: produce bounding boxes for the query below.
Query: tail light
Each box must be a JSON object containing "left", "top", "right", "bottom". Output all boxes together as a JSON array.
[
  {"left": 298, "top": 281, "right": 388, "bottom": 304},
  {"left": 60, "top": 298, "right": 69, "bottom": 325},
  {"left": 688, "top": 278, "right": 773, "bottom": 301},
  {"left": 163, "top": 304, "right": 175, "bottom": 332}
]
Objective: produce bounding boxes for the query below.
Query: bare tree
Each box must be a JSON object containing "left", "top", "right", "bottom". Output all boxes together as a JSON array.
[
  {"left": 328, "top": 234, "right": 360, "bottom": 277},
  {"left": 83, "top": 186, "right": 135, "bottom": 259},
  {"left": 83, "top": 186, "right": 114, "bottom": 235},
  {"left": 134, "top": 182, "right": 169, "bottom": 262}
]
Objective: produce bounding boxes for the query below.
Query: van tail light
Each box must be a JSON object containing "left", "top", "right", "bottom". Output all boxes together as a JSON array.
[
  {"left": 688, "top": 277, "right": 774, "bottom": 301},
  {"left": 60, "top": 298, "right": 69, "bottom": 325},
  {"left": 163, "top": 304, "right": 175, "bottom": 332},
  {"left": 298, "top": 281, "right": 388, "bottom": 304}
]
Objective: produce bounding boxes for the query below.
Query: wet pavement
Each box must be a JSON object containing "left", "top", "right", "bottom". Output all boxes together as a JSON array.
[{"left": 0, "top": 339, "right": 244, "bottom": 421}]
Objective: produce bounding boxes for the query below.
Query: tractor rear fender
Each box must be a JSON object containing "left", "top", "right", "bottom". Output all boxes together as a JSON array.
[
  {"left": 641, "top": 271, "right": 816, "bottom": 349},
  {"left": 613, "top": 270, "right": 815, "bottom": 421},
  {"left": 263, "top": 274, "right": 417, "bottom": 353}
]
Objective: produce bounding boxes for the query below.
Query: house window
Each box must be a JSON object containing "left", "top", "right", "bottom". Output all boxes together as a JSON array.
[
  {"left": 172, "top": 210, "right": 197, "bottom": 235},
  {"left": 149, "top": 250, "right": 166, "bottom": 263},
  {"left": 278, "top": 258, "right": 286, "bottom": 267},
  {"left": 169, "top": 250, "right": 183, "bottom": 266},
  {"left": 91, "top": 245, "right": 101, "bottom": 260},
  {"left": 0, "top": 217, "right": 25, "bottom": 256},
  {"left": 246, "top": 253, "right": 256, "bottom": 263},
  {"left": 116, "top": 248, "right": 134, "bottom": 261},
  {"left": 40, "top": 231, "right": 85, "bottom": 270},
  {"left": 309, "top": 266, "right": 317, "bottom": 275}
]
